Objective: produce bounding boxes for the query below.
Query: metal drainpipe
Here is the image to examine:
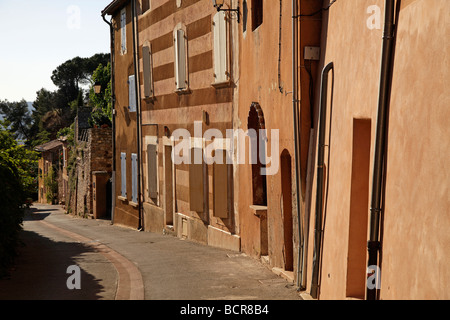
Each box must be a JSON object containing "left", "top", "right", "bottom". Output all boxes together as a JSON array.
[
  {"left": 367, "top": 0, "right": 395, "bottom": 301},
  {"left": 102, "top": 12, "right": 116, "bottom": 225},
  {"left": 310, "top": 62, "right": 333, "bottom": 299},
  {"left": 292, "top": 0, "right": 304, "bottom": 290},
  {"left": 131, "top": 0, "right": 143, "bottom": 230}
]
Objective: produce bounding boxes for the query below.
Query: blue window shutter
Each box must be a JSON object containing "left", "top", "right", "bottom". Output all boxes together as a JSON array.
[
  {"left": 121, "top": 152, "right": 127, "bottom": 198},
  {"left": 131, "top": 153, "right": 138, "bottom": 203},
  {"left": 128, "top": 75, "right": 136, "bottom": 112},
  {"left": 121, "top": 9, "right": 126, "bottom": 53}
]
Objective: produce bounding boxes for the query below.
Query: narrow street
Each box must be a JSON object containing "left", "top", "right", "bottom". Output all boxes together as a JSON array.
[{"left": 0, "top": 204, "right": 301, "bottom": 300}]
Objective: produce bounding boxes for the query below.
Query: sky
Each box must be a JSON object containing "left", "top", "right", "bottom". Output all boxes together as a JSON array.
[{"left": 0, "top": 0, "right": 112, "bottom": 103}]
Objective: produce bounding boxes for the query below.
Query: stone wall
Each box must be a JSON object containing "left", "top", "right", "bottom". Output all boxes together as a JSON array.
[{"left": 68, "top": 127, "right": 112, "bottom": 218}]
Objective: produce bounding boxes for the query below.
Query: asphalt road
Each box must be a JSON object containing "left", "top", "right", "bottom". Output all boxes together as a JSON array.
[{"left": 0, "top": 204, "right": 301, "bottom": 301}]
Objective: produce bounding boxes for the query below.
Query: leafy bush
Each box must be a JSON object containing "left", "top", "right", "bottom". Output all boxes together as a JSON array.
[
  {"left": 88, "top": 63, "right": 112, "bottom": 128},
  {"left": 0, "top": 121, "right": 38, "bottom": 278},
  {"left": 44, "top": 165, "right": 58, "bottom": 204},
  {"left": 0, "top": 153, "right": 24, "bottom": 278}
]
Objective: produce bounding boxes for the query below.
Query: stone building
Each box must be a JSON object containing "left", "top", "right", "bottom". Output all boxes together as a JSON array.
[
  {"left": 67, "top": 117, "right": 113, "bottom": 219},
  {"left": 35, "top": 140, "right": 64, "bottom": 204}
]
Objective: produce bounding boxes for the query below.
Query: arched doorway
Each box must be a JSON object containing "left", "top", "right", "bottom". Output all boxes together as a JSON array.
[
  {"left": 281, "top": 150, "right": 293, "bottom": 271},
  {"left": 248, "top": 102, "right": 268, "bottom": 257},
  {"left": 248, "top": 102, "right": 267, "bottom": 206}
]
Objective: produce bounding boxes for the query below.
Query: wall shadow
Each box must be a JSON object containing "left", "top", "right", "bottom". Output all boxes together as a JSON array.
[
  {"left": 22, "top": 207, "right": 53, "bottom": 221},
  {"left": 0, "top": 228, "right": 109, "bottom": 300}
]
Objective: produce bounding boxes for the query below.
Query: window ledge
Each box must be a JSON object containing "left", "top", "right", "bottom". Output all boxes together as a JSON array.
[
  {"left": 175, "top": 88, "right": 191, "bottom": 95},
  {"left": 118, "top": 196, "right": 127, "bottom": 202},
  {"left": 212, "top": 80, "right": 233, "bottom": 89},
  {"left": 143, "top": 95, "right": 155, "bottom": 102},
  {"left": 249, "top": 205, "right": 267, "bottom": 218},
  {"left": 129, "top": 201, "right": 139, "bottom": 208}
]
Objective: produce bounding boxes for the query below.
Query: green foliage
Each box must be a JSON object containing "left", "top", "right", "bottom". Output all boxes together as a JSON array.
[
  {"left": 44, "top": 166, "right": 58, "bottom": 204},
  {"left": 0, "top": 152, "right": 24, "bottom": 278},
  {"left": 0, "top": 122, "right": 32, "bottom": 278},
  {"left": 51, "top": 53, "right": 109, "bottom": 90},
  {"left": 32, "top": 88, "right": 57, "bottom": 126},
  {"left": 0, "top": 99, "right": 33, "bottom": 141},
  {"left": 0, "top": 53, "right": 109, "bottom": 277},
  {"left": 0, "top": 121, "right": 39, "bottom": 200},
  {"left": 88, "top": 62, "right": 112, "bottom": 128},
  {"left": 57, "top": 123, "right": 75, "bottom": 145},
  {"left": 28, "top": 53, "right": 110, "bottom": 147},
  {"left": 30, "top": 130, "right": 51, "bottom": 149}
]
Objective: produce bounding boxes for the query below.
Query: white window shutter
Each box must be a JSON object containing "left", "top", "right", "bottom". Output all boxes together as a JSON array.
[
  {"left": 147, "top": 144, "right": 158, "bottom": 199},
  {"left": 142, "top": 45, "right": 153, "bottom": 97},
  {"left": 121, "top": 152, "right": 127, "bottom": 198},
  {"left": 121, "top": 9, "right": 126, "bottom": 53},
  {"left": 213, "top": 11, "right": 228, "bottom": 83},
  {"left": 131, "top": 153, "right": 138, "bottom": 203},
  {"left": 175, "top": 29, "right": 187, "bottom": 90},
  {"left": 128, "top": 75, "right": 136, "bottom": 112}
]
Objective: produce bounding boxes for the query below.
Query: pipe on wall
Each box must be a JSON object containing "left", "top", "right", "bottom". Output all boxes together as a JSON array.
[
  {"left": 310, "top": 61, "right": 333, "bottom": 299},
  {"left": 131, "top": 0, "right": 143, "bottom": 231},
  {"left": 291, "top": 0, "right": 304, "bottom": 290},
  {"left": 102, "top": 12, "right": 116, "bottom": 225},
  {"left": 367, "top": 0, "right": 395, "bottom": 301}
]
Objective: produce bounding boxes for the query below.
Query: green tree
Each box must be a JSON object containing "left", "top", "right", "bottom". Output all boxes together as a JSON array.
[
  {"left": 88, "top": 62, "right": 112, "bottom": 127},
  {"left": 44, "top": 165, "right": 58, "bottom": 204},
  {"left": 0, "top": 120, "right": 38, "bottom": 278},
  {"left": 0, "top": 99, "right": 33, "bottom": 141},
  {"left": 0, "top": 121, "right": 39, "bottom": 200},
  {"left": 0, "top": 151, "right": 24, "bottom": 278},
  {"left": 51, "top": 54, "right": 110, "bottom": 100}
]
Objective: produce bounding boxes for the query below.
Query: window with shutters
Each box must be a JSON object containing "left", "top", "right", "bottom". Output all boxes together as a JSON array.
[
  {"left": 131, "top": 153, "right": 138, "bottom": 204},
  {"left": 189, "top": 147, "right": 204, "bottom": 212},
  {"left": 142, "top": 44, "right": 154, "bottom": 98},
  {"left": 213, "top": 11, "right": 230, "bottom": 85},
  {"left": 141, "top": 0, "right": 150, "bottom": 14},
  {"left": 252, "top": 0, "right": 263, "bottom": 31},
  {"left": 120, "top": 152, "right": 127, "bottom": 199},
  {"left": 128, "top": 75, "right": 137, "bottom": 112},
  {"left": 147, "top": 142, "right": 158, "bottom": 204},
  {"left": 213, "top": 149, "right": 230, "bottom": 219},
  {"left": 174, "top": 27, "right": 188, "bottom": 92},
  {"left": 120, "top": 8, "right": 127, "bottom": 54}
]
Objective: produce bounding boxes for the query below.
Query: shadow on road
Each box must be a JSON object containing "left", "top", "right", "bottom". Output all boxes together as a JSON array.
[
  {"left": 0, "top": 228, "right": 108, "bottom": 300},
  {"left": 22, "top": 207, "right": 60, "bottom": 221}
]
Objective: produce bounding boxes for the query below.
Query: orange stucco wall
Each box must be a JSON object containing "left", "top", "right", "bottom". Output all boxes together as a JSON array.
[
  {"left": 304, "top": 0, "right": 449, "bottom": 299},
  {"left": 379, "top": 0, "right": 449, "bottom": 299},
  {"left": 238, "top": 0, "right": 299, "bottom": 271},
  {"left": 111, "top": 2, "right": 140, "bottom": 229}
]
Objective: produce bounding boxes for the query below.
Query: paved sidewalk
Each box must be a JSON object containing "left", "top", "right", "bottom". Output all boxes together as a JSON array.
[{"left": 0, "top": 204, "right": 301, "bottom": 300}]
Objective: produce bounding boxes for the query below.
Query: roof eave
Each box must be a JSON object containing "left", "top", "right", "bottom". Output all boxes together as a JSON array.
[{"left": 102, "top": 0, "right": 129, "bottom": 16}]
